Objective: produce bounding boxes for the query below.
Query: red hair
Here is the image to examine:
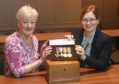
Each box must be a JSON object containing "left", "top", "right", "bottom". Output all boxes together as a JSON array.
[{"left": 80, "top": 4, "right": 99, "bottom": 20}]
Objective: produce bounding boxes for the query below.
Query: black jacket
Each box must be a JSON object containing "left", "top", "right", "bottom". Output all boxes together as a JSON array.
[{"left": 72, "top": 28, "right": 112, "bottom": 70}]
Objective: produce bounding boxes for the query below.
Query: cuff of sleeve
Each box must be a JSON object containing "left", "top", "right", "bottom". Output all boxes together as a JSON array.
[{"left": 80, "top": 55, "right": 86, "bottom": 61}]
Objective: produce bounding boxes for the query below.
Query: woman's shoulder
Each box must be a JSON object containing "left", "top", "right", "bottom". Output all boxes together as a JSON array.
[
  {"left": 32, "top": 34, "right": 38, "bottom": 40},
  {"left": 97, "top": 29, "right": 111, "bottom": 40},
  {"left": 96, "top": 29, "right": 112, "bottom": 43},
  {"left": 71, "top": 28, "right": 83, "bottom": 34},
  {"left": 5, "top": 32, "right": 20, "bottom": 45},
  {"left": 31, "top": 34, "right": 38, "bottom": 43}
]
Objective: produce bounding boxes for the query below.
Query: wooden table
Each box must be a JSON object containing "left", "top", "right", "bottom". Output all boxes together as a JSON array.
[
  {"left": 0, "top": 64, "right": 119, "bottom": 84},
  {"left": 102, "top": 29, "right": 119, "bottom": 37},
  {"left": 75, "top": 64, "right": 119, "bottom": 84},
  {"left": 0, "top": 29, "right": 119, "bottom": 43},
  {"left": 0, "top": 71, "right": 47, "bottom": 84},
  {"left": 0, "top": 32, "right": 71, "bottom": 43},
  {"left": 102, "top": 29, "right": 119, "bottom": 63}
]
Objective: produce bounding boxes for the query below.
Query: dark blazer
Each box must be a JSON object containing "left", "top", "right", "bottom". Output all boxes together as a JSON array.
[{"left": 72, "top": 28, "right": 112, "bottom": 70}]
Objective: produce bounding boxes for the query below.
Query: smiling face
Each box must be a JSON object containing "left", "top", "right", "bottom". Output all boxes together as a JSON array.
[
  {"left": 79, "top": 5, "right": 100, "bottom": 32},
  {"left": 81, "top": 11, "right": 99, "bottom": 32},
  {"left": 16, "top": 5, "right": 38, "bottom": 36},
  {"left": 18, "top": 16, "right": 37, "bottom": 36}
]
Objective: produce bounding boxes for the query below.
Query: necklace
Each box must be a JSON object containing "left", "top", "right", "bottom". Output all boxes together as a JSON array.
[{"left": 18, "top": 32, "right": 33, "bottom": 50}]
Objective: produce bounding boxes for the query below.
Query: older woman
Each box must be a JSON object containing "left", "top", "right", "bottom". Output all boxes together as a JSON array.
[
  {"left": 4, "top": 5, "right": 52, "bottom": 77},
  {"left": 66, "top": 5, "right": 112, "bottom": 70}
]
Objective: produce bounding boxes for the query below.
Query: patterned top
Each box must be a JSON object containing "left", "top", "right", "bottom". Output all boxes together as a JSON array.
[{"left": 4, "top": 32, "right": 39, "bottom": 77}]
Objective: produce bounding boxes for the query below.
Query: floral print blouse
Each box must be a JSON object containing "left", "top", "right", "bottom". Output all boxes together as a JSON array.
[{"left": 4, "top": 32, "right": 39, "bottom": 77}]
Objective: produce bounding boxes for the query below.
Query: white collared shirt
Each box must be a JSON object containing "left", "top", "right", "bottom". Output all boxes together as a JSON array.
[{"left": 81, "top": 30, "right": 96, "bottom": 56}]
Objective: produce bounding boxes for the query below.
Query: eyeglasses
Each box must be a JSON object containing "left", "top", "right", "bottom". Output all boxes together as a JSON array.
[{"left": 82, "top": 18, "right": 97, "bottom": 23}]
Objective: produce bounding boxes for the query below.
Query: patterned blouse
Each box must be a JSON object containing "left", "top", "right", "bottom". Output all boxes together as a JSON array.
[{"left": 4, "top": 32, "right": 39, "bottom": 77}]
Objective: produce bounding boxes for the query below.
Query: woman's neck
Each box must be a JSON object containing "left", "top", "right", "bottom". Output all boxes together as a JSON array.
[
  {"left": 84, "top": 29, "right": 95, "bottom": 41},
  {"left": 84, "top": 31, "right": 91, "bottom": 39},
  {"left": 19, "top": 32, "right": 33, "bottom": 49},
  {"left": 19, "top": 32, "right": 31, "bottom": 41}
]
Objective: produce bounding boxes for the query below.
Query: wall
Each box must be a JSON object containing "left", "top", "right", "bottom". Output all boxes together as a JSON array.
[
  {"left": 0, "top": 0, "right": 119, "bottom": 34},
  {"left": 0, "top": 0, "right": 81, "bottom": 34},
  {"left": 82, "top": 0, "right": 119, "bottom": 29}
]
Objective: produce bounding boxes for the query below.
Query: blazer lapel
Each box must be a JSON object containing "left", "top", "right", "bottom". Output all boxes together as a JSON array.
[
  {"left": 78, "top": 29, "right": 84, "bottom": 45},
  {"left": 90, "top": 29, "right": 99, "bottom": 58},
  {"left": 72, "top": 29, "right": 84, "bottom": 45}
]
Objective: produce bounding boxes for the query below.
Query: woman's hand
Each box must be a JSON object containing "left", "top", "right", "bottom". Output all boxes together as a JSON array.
[
  {"left": 40, "top": 41, "right": 52, "bottom": 62},
  {"left": 75, "top": 45, "right": 86, "bottom": 60},
  {"left": 64, "top": 34, "right": 74, "bottom": 40}
]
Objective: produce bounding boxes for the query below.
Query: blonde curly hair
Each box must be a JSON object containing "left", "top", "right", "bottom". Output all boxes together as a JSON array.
[{"left": 16, "top": 5, "right": 38, "bottom": 21}]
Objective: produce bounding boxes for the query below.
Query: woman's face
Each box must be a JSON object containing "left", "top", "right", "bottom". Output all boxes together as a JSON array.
[
  {"left": 81, "top": 11, "right": 99, "bottom": 32},
  {"left": 18, "top": 16, "right": 37, "bottom": 36}
]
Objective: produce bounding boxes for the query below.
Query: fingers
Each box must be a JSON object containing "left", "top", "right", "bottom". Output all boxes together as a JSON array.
[
  {"left": 75, "top": 45, "right": 83, "bottom": 51},
  {"left": 40, "top": 46, "right": 52, "bottom": 62},
  {"left": 41, "top": 46, "right": 52, "bottom": 58},
  {"left": 64, "top": 34, "right": 74, "bottom": 40},
  {"left": 43, "top": 46, "right": 52, "bottom": 56},
  {"left": 75, "top": 45, "right": 84, "bottom": 56},
  {"left": 41, "top": 40, "right": 49, "bottom": 49}
]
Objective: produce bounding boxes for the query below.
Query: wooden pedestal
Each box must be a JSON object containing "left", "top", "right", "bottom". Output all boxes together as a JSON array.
[{"left": 45, "top": 60, "right": 80, "bottom": 84}]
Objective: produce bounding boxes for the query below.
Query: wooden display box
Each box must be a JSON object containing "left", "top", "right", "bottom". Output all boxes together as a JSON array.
[{"left": 45, "top": 60, "right": 80, "bottom": 84}]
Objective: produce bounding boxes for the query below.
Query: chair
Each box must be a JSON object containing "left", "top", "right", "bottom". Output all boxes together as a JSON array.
[
  {"left": 0, "top": 60, "right": 4, "bottom": 75},
  {"left": 0, "top": 43, "right": 4, "bottom": 75}
]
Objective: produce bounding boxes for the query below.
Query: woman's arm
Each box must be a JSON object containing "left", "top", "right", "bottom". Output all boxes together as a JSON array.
[
  {"left": 5, "top": 38, "right": 52, "bottom": 77},
  {"left": 84, "top": 37, "right": 112, "bottom": 70}
]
